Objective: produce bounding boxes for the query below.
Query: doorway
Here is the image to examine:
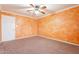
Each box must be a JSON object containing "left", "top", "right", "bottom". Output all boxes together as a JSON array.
[{"left": 1, "top": 15, "right": 15, "bottom": 41}]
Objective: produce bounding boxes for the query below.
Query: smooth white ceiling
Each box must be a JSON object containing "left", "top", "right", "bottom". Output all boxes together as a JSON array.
[{"left": 0, "top": 4, "right": 78, "bottom": 18}]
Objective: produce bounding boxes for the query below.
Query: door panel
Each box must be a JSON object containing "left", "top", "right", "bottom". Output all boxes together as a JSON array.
[{"left": 2, "top": 15, "right": 15, "bottom": 41}]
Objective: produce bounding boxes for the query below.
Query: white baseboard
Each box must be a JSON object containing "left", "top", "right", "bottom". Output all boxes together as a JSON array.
[{"left": 38, "top": 35, "right": 79, "bottom": 46}]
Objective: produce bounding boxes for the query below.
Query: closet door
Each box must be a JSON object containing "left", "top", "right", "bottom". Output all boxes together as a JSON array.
[{"left": 2, "top": 15, "right": 15, "bottom": 41}]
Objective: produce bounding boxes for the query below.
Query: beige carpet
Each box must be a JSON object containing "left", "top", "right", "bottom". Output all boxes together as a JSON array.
[{"left": 0, "top": 36, "right": 79, "bottom": 54}]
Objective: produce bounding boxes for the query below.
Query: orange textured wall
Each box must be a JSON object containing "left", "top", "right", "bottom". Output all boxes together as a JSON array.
[
  {"left": 38, "top": 6, "right": 79, "bottom": 45},
  {"left": 16, "top": 16, "right": 37, "bottom": 39},
  {"left": 1, "top": 6, "right": 79, "bottom": 45},
  {"left": 0, "top": 12, "right": 37, "bottom": 40}
]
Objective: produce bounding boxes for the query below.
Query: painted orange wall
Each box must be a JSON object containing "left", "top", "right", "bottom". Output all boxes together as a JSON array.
[
  {"left": 1, "top": 6, "right": 79, "bottom": 45},
  {"left": 0, "top": 12, "right": 37, "bottom": 40},
  {"left": 16, "top": 16, "right": 37, "bottom": 39},
  {"left": 38, "top": 6, "right": 79, "bottom": 45}
]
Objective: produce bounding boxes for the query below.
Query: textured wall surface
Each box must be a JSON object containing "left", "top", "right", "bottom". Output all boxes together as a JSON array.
[
  {"left": 0, "top": 6, "right": 79, "bottom": 45},
  {"left": 0, "top": 12, "right": 37, "bottom": 40},
  {"left": 16, "top": 16, "right": 37, "bottom": 39},
  {"left": 38, "top": 6, "right": 79, "bottom": 45}
]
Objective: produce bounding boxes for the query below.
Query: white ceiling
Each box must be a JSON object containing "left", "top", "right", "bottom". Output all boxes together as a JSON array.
[{"left": 0, "top": 4, "right": 78, "bottom": 18}]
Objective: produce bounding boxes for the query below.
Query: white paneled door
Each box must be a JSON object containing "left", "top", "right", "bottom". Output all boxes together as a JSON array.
[{"left": 2, "top": 15, "right": 15, "bottom": 41}]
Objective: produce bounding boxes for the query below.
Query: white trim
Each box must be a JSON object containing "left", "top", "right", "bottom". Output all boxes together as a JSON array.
[
  {"left": 16, "top": 35, "right": 36, "bottom": 40},
  {"left": 0, "top": 5, "right": 79, "bottom": 19},
  {"left": 0, "top": 34, "right": 79, "bottom": 46},
  {"left": 55, "top": 4, "right": 79, "bottom": 14},
  {"left": 38, "top": 35, "right": 79, "bottom": 46},
  {"left": 38, "top": 5, "right": 79, "bottom": 19},
  {"left": 0, "top": 35, "right": 37, "bottom": 43},
  {"left": 1, "top": 10, "right": 37, "bottom": 19}
]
